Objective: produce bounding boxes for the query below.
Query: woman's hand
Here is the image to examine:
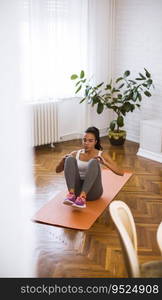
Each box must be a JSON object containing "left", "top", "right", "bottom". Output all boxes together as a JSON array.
[
  {"left": 56, "top": 154, "right": 70, "bottom": 173},
  {"left": 56, "top": 151, "right": 76, "bottom": 173},
  {"left": 63, "top": 154, "right": 70, "bottom": 160},
  {"left": 95, "top": 156, "right": 107, "bottom": 166}
]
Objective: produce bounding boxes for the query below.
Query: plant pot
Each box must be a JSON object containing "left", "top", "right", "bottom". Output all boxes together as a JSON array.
[{"left": 108, "top": 130, "right": 126, "bottom": 146}]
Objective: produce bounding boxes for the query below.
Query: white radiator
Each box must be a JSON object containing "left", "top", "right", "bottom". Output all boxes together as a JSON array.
[{"left": 30, "top": 101, "right": 59, "bottom": 146}]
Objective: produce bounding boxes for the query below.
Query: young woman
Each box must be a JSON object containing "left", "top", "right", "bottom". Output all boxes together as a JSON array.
[{"left": 55, "top": 126, "right": 124, "bottom": 208}]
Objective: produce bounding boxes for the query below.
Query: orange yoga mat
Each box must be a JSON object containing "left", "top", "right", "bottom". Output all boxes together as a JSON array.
[{"left": 33, "top": 169, "right": 132, "bottom": 230}]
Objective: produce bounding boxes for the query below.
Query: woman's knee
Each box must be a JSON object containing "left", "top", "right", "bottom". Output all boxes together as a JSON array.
[
  {"left": 88, "top": 158, "right": 99, "bottom": 167},
  {"left": 66, "top": 155, "right": 76, "bottom": 161},
  {"left": 64, "top": 155, "right": 76, "bottom": 166},
  {"left": 65, "top": 155, "right": 77, "bottom": 163}
]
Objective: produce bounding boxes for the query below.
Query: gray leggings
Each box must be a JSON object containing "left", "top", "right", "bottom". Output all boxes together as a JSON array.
[{"left": 64, "top": 156, "right": 103, "bottom": 201}]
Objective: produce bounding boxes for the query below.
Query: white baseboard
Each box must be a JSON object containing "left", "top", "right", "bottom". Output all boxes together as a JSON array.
[
  {"left": 137, "top": 148, "right": 162, "bottom": 163},
  {"left": 59, "top": 127, "right": 108, "bottom": 142},
  {"left": 59, "top": 133, "right": 82, "bottom": 141}
]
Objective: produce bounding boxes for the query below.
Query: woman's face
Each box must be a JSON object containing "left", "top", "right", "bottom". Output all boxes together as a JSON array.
[{"left": 82, "top": 133, "right": 96, "bottom": 151}]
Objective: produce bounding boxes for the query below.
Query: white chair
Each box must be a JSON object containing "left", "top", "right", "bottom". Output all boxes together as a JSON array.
[
  {"left": 157, "top": 221, "right": 162, "bottom": 255},
  {"left": 109, "top": 200, "right": 162, "bottom": 278}
]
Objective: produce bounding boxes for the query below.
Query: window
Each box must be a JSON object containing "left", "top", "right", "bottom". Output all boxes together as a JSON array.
[{"left": 22, "top": 0, "right": 88, "bottom": 101}]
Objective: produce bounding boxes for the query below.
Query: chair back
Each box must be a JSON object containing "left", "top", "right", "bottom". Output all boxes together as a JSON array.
[
  {"left": 109, "top": 200, "right": 140, "bottom": 277},
  {"left": 157, "top": 221, "right": 162, "bottom": 255}
]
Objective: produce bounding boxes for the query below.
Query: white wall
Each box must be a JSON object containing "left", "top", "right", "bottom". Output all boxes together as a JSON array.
[
  {"left": 0, "top": 0, "right": 35, "bottom": 277},
  {"left": 57, "top": 97, "right": 110, "bottom": 142},
  {"left": 87, "top": 104, "right": 111, "bottom": 136},
  {"left": 61, "top": 0, "right": 115, "bottom": 139},
  {"left": 113, "top": 0, "right": 162, "bottom": 142},
  {"left": 87, "top": 0, "right": 114, "bottom": 82},
  {"left": 60, "top": 0, "right": 162, "bottom": 143},
  {"left": 57, "top": 98, "right": 86, "bottom": 141}
]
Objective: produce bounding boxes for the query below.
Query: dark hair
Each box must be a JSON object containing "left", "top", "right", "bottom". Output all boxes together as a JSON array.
[{"left": 85, "top": 126, "right": 103, "bottom": 150}]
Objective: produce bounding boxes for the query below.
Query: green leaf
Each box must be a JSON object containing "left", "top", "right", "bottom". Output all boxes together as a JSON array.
[
  {"left": 138, "top": 93, "right": 142, "bottom": 101},
  {"left": 110, "top": 120, "right": 116, "bottom": 131},
  {"left": 139, "top": 73, "right": 146, "bottom": 80},
  {"left": 123, "top": 90, "right": 129, "bottom": 95},
  {"left": 111, "top": 105, "right": 118, "bottom": 111},
  {"left": 128, "top": 80, "right": 136, "bottom": 84},
  {"left": 111, "top": 88, "right": 119, "bottom": 93},
  {"left": 120, "top": 108, "right": 126, "bottom": 116},
  {"left": 144, "top": 90, "right": 151, "bottom": 97},
  {"left": 118, "top": 83, "right": 125, "bottom": 89},
  {"left": 123, "top": 102, "right": 132, "bottom": 112},
  {"left": 106, "top": 103, "right": 113, "bottom": 109},
  {"left": 132, "top": 92, "right": 138, "bottom": 101},
  {"left": 104, "top": 93, "right": 111, "bottom": 100},
  {"left": 75, "top": 80, "right": 81, "bottom": 86},
  {"left": 96, "top": 82, "right": 104, "bottom": 89},
  {"left": 80, "top": 70, "right": 85, "bottom": 79},
  {"left": 97, "top": 102, "right": 104, "bottom": 114},
  {"left": 136, "top": 104, "right": 141, "bottom": 108},
  {"left": 105, "top": 84, "right": 111, "bottom": 90},
  {"left": 135, "top": 77, "right": 144, "bottom": 80},
  {"left": 71, "top": 74, "right": 78, "bottom": 80},
  {"left": 117, "top": 115, "right": 124, "bottom": 127},
  {"left": 147, "top": 79, "right": 153, "bottom": 85},
  {"left": 125, "top": 91, "right": 133, "bottom": 101},
  {"left": 130, "top": 104, "right": 135, "bottom": 112},
  {"left": 144, "top": 68, "right": 151, "bottom": 78},
  {"left": 85, "top": 86, "right": 91, "bottom": 96},
  {"left": 75, "top": 85, "right": 82, "bottom": 94},
  {"left": 124, "top": 70, "right": 130, "bottom": 77},
  {"left": 79, "top": 97, "right": 86, "bottom": 103},
  {"left": 142, "top": 83, "right": 148, "bottom": 87},
  {"left": 92, "top": 95, "right": 99, "bottom": 106},
  {"left": 116, "top": 77, "right": 123, "bottom": 83}
]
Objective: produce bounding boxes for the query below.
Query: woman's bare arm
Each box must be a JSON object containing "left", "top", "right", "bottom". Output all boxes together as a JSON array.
[
  {"left": 97, "top": 151, "right": 124, "bottom": 176},
  {"left": 55, "top": 151, "right": 77, "bottom": 173}
]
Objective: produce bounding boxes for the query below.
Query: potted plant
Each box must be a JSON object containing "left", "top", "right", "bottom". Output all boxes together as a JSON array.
[{"left": 70, "top": 68, "right": 154, "bottom": 145}]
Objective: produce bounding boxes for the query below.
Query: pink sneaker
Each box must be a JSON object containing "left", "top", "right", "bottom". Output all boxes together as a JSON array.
[
  {"left": 72, "top": 196, "right": 86, "bottom": 208},
  {"left": 63, "top": 192, "right": 76, "bottom": 205}
]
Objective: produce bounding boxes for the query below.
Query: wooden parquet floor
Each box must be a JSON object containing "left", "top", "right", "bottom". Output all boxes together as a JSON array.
[{"left": 33, "top": 138, "right": 162, "bottom": 277}]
